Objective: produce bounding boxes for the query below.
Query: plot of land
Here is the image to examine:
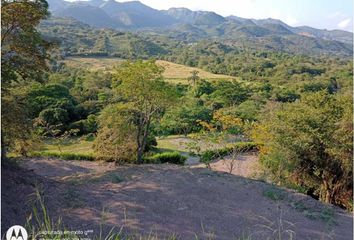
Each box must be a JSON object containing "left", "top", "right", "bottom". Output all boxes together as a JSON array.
[
  {"left": 62, "top": 57, "right": 237, "bottom": 84},
  {"left": 2, "top": 158, "right": 352, "bottom": 240},
  {"left": 155, "top": 60, "right": 237, "bottom": 82},
  {"left": 24, "top": 137, "right": 352, "bottom": 239}
]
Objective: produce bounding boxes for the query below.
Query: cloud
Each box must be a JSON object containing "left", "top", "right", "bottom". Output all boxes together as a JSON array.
[{"left": 337, "top": 18, "right": 351, "bottom": 29}]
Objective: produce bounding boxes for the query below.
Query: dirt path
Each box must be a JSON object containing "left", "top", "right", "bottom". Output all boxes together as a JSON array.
[
  {"left": 2, "top": 158, "right": 353, "bottom": 240},
  {"left": 191, "top": 152, "right": 261, "bottom": 179},
  {"left": 157, "top": 135, "right": 260, "bottom": 177}
]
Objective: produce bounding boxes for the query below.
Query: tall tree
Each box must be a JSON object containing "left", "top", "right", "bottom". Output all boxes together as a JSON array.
[
  {"left": 102, "top": 60, "right": 177, "bottom": 163},
  {"left": 188, "top": 70, "right": 200, "bottom": 87},
  {"left": 2, "top": 0, "right": 51, "bottom": 86},
  {"left": 1, "top": 0, "right": 51, "bottom": 158}
]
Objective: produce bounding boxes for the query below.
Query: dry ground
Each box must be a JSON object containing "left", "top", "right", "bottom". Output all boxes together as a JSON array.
[
  {"left": 2, "top": 158, "right": 353, "bottom": 240},
  {"left": 61, "top": 57, "right": 237, "bottom": 84}
]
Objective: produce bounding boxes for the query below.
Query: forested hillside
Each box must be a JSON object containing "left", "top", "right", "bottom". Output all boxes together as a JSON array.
[
  {"left": 39, "top": 16, "right": 353, "bottom": 58},
  {"left": 45, "top": 0, "right": 353, "bottom": 44}
]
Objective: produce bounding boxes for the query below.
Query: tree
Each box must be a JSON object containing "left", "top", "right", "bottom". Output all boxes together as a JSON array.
[
  {"left": 27, "top": 83, "right": 76, "bottom": 118},
  {"left": 159, "top": 97, "right": 212, "bottom": 136},
  {"left": 252, "top": 91, "right": 352, "bottom": 208},
  {"left": 94, "top": 104, "right": 138, "bottom": 162},
  {"left": 1, "top": 0, "right": 52, "bottom": 158},
  {"left": 210, "top": 80, "right": 249, "bottom": 107},
  {"left": 99, "top": 60, "right": 177, "bottom": 163},
  {"left": 1, "top": 0, "right": 51, "bottom": 87},
  {"left": 187, "top": 70, "right": 200, "bottom": 87}
]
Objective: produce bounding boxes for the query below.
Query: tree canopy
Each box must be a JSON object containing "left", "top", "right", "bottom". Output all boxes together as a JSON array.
[{"left": 95, "top": 60, "right": 177, "bottom": 163}]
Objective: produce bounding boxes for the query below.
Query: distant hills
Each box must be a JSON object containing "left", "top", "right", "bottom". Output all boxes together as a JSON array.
[
  {"left": 44, "top": 0, "right": 353, "bottom": 57},
  {"left": 50, "top": 0, "right": 177, "bottom": 28},
  {"left": 48, "top": 0, "right": 352, "bottom": 44}
]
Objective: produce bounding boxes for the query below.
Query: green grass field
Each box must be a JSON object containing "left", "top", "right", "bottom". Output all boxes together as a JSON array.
[
  {"left": 36, "top": 136, "right": 186, "bottom": 155},
  {"left": 39, "top": 139, "right": 94, "bottom": 155},
  {"left": 30, "top": 138, "right": 96, "bottom": 160},
  {"left": 62, "top": 57, "right": 238, "bottom": 84}
]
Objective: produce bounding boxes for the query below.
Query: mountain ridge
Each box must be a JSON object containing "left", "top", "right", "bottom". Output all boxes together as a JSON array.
[
  {"left": 47, "top": 0, "right": 352, "bottom": 44},
  {"left": 44, "top": 0, "right": 353, "bottom": 57}
]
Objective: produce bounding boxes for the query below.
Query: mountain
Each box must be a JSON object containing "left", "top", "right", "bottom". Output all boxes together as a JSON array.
[
  {"left": 46, "top": 0, "right": 352, "bottom": 44},
  {"left": 292, "top": 26, "right": 353, "bottom": 45},
  {"left": 49, "top": 0, "right": 177, "bottom": 29},
  {"left": 44, "top": 0, "right": 352, "bottom": 56},
  {"left": 164, "top": 8, "right": 225, "bottom": 26},
  {"left": 39, "top": 17, "right": 169, "bottom": 58},
  {"left": 100, "top": 0, "right": 177, "bottom": 28},
  {"left": 56, "top": 4, "right": 120, "bottom": 28}
]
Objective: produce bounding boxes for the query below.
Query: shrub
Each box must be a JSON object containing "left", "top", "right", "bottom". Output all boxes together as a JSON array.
[
  {"left": 252, "top": 91, "right": 353, "bottom": 209},
  {"left": 144, "top": 151, "right": 187, "bottom": 165},
  {"left": 93, "top": 104, "right": 138, "bottom": 163},
  {"left": 200, "top": 142, "right": 257, "bottom": 163},
  {"left": 31, "top": 151, "right": 95, "bottom": 161},
  {"left": 38, "top": 108, "right": 69, "bottom": 126},
  {"left": 69, "top": 114, "right": 97, "bottom": 134},
  {"left": 84, "top": 133, "right": 95, "bottom": 141}
]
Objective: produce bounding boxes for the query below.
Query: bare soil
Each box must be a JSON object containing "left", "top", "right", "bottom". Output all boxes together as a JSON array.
[
  {"left": 193, "top": 152, "right": 261, "bottom": 178},
  {"left": 2, "top": 157, "right": 353, "bottom": 239}
]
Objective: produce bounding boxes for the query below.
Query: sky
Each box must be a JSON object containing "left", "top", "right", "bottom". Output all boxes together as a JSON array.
[{"left": 119, "top": 0, "right": 353, "bottom": 31}]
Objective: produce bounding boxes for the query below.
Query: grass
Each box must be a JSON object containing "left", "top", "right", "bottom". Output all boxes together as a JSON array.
[
  {"left": 32, "top": 138, "right": 95, "bottom": 160},
  {"left": 290, "top": 200, "right": 336, "bottom": 225},
  {"left": 156, "top": 135, "right": 190, "bottom": 152},
  {"left": 39, "top": 138, "right": 94, "bottom": 155},
  {"left": 108, "top": 173, "right": 124, "bottom": 183},
  {"left": 31, "top": 151, "right": 95, "bottom": 161},
  {"left": 33, "top": 135, "right": 191, "bottom": 161},
  {"left": 263, "top": 186, "right": 337, "bottom": 226},
  {"left": 62, "top": 57, "right": 238, "bottom": 84},
  {"left": 155, "top": 60, "right": 237, "bottom": 82},
  {"left": 32, "top": 135, "right": 255, "bottom": 163},
  {"left": 263, "top": 187, "right": 286, "bottom": 201},
  {"left": 157, "top": 134, "right": 247, "bottom": 153}
]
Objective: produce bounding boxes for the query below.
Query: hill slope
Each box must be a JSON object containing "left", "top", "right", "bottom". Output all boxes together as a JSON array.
[{"left": 3, "top": 158, "right": 353, "bottom": 239}]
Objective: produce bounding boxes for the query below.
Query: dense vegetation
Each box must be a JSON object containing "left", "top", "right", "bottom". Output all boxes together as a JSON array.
[
  {"left": 39, "top": 16, "right": 353, "bottom": 60},
  {"left": 2, "top": 0, "right": 353, "bottom": 210}
]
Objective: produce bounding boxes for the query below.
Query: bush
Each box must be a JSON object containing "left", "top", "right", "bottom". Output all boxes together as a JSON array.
[
  {"left": 93, "top": 104, "right": 138, "bottom": 163},
  {"left": 69, "top": 114, "right": 97, "bottom": 134},
  {"left": 144, "top": 151, "right": 187, "bottom": 165},
  {"left": 84, "top": 133, "right": 95, "bottom": 141},
  {"left": 38, "top": 108, "right": 69, "bottom": 125},
  {"left": 252, "top": 91, "right": 353, "bottom": 209},
  {"left": 31, "top": 151, "right": 95, "bottom": 161},
  {"left": 200, "top": 142, "right": 257, "bottom": 163}
]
